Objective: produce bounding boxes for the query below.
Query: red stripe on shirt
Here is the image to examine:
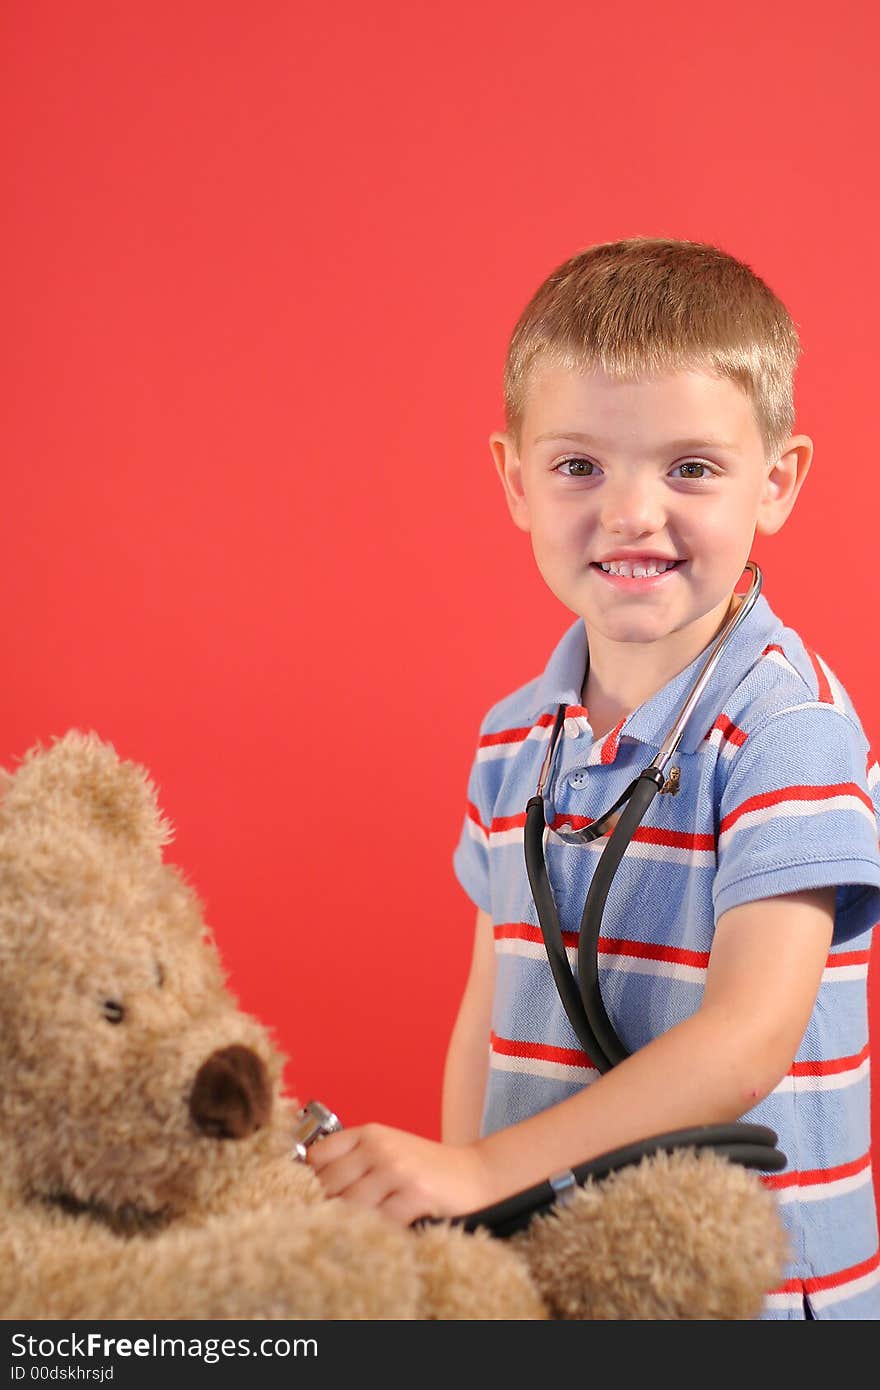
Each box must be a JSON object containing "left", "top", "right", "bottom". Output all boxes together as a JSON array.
[
  {"left": 543, "top": 810, "right": 592, "bottom": 834},
  {"left": 804, "top": 645, "right": 835, "bottom": 704},
  {"left": 789, "top": 1043, "right": 870, "bottom": 1078},
  {"left": 600, "top": 719, "right": 626, "bottom": 764},
  {"left": 489, "top": 1030, "right": 595, "bottom": 1070},
  {"left": 826, "top": 949, "right": 871, "bottom": 970},
  {"left": 706, "top": 713, "right": 749, "bottom": 748},
  {"left": 483, "top": 790, "right": 869, "bottom": 841},
  {"left": 484, "top": 808, "right": 714, "bottom": 849},
  {"left": 598, "top": 936, "right": 709, "bottom": 968},
  {"left": 763, "top": 1150, "right": 871, "bottom": 1191},
  {"left": 496, "top": 925, "right": 868, "bottom": 977},
  {"left": 478, "top": 712, "right": 561, "bottom": 749},
  {"left": 771, "top": 1246, "right": 880, "bottom": 1297},
  {"left": 493, "top": 922, "right": 710, "bottom": 968},
  {"left": 720, "top": 781, "right": 873, "bottom": 832},
  {"left": 495, "top": 920, "right": 578, "bottom": 947},
  {"left": 465, "top": 800, "right": 489, "bottom": 834},
  {"left": 490, "top": 810, "right": 529, "bottom": 834},
  {"left": 622, "top": 824, "right": 715, "bottom": 850}
]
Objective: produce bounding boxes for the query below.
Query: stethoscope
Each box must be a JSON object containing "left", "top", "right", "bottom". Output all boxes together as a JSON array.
[
  {"left": 445, "top": 561, "right": 787, "bottom": 1239},
  {"left": 436, "top": 560, "right": 785, "bottom": 1238},
  {"left": 524, "top": 559, "right": 765, "bottom": 1072},
  {"left": 300, "top": 562, "right": 787, "bottom": 1240}
]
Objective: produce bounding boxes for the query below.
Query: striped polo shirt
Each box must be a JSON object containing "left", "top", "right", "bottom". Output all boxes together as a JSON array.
[{"left": 452, "top": 589, "right": 880, "bottom": 1320}]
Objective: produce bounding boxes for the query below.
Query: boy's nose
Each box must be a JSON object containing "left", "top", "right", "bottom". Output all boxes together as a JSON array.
[{"left": 599, "top": 475, "right": 665, "bottom": 536}]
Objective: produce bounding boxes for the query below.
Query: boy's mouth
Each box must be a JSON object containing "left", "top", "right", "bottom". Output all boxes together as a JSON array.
[{"left": 590, "top": 559, "right": 685, "bottom": 586}]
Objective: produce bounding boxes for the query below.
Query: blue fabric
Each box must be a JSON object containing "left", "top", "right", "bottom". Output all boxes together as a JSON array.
[{"left": 452, "top": 590, "right": 880, "bottom": 1319}]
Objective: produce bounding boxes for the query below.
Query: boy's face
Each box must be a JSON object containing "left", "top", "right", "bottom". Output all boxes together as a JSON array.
[{"left": 490, "top": 364, "right": 812, "bottom": 661}]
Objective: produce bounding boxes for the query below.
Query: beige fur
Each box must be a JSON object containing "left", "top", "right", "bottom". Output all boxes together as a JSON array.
[{"left": 0, "top": 731, "right": 788, "bottom": 1319}]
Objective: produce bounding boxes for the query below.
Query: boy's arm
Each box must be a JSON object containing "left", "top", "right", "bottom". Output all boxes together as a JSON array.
[
  {"left": 307, "top": 886, "right": 835, "bottom": 1223},
  {"left": 474, "top": 885, "right": 835, "bottom": 1194},
  {"left": 441, "top": 906, "right": 495, "bottom": 1145}
]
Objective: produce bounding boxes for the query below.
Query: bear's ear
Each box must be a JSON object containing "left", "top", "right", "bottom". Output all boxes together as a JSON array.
[{"left": 3, "top": 730, "right": 174, "bottom": 856}]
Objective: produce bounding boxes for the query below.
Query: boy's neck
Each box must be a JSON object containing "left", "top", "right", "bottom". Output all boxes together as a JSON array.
[{"left": 581, "top": 593, "right": 742, "bottom": 738}]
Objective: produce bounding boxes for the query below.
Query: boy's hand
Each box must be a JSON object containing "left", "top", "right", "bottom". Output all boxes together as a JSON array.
[{"left": 304, "top": 1123, "right": 494, "bottom": 1226}]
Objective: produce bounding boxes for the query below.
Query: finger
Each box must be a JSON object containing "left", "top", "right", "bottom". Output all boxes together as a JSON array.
[
  {"left": 310, "top": 1146, "right": 374, "bottom": 1199},
  {"left": 331, "top": 1169, "right": 400, "bottom": 1211},
  {"left": 377, "top": 1187, "right": 439, "bottom": 1227},
  {"left": 304, "top": 1127, "right": 360, "bottom": 1170}
]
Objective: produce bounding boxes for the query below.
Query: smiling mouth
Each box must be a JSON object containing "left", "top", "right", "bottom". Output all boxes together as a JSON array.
[
  {"left": 586, "top": 556, "right": 683, "bottom": 578},
  {"left": 590, "top": 559, "right": 685, "bottom": 582}
]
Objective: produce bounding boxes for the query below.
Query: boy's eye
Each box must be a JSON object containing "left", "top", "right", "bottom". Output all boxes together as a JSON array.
[
  {"left": 555, "top": 456, "right": 597, "bottom": 476},
  {"left": 672, "top": 460, "right": 712, "bottom": 479}
]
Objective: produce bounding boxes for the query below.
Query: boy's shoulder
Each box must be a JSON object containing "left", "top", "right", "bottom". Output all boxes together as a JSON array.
[{"left": 724, "top": 605, "right": 870, "bottom": 749}]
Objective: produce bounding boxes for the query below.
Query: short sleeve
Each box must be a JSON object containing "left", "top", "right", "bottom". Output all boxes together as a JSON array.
[
  {"left": 452, "top": 719, "right": 493, "bottom": 915},
  {"left": 713, "top": 704, "right": 880, "bottom": 944}
]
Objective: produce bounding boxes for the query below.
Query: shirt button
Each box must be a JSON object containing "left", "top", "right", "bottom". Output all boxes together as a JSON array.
[
  {"left": 568, "top": 769, "right": 590, "bottom": 789},
  {"left": 563, "top": 717, "right": 580, "bottom": 738}
]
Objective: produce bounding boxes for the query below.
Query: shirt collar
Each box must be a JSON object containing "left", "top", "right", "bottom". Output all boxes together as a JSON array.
[{"left": 527, "top": 590, "right": 782, "bottom": 755}]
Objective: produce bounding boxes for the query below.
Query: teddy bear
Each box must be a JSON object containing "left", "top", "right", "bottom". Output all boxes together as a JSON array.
[{"left": 0, "top": 730, "right": 788, "bottom": 1320}]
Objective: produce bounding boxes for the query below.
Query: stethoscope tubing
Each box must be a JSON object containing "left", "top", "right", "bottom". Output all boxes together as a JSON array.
[
  {"left": 580, "top": 769, "right": 665, "bottom": 1068},
  {"left": 525, "top": 769, "right": 664, "bottom": 1069},
  {"left": 520, "top": 561, "right": 786, "bottom": 1182},
  {"left": 528, "top": 563, "right": 764, "bottom": 1072},
  {"left": 417, "top": 567, "right": 785, "bottom": 1241},
  {"left": 447, "top": 1122, "right": 785, "bottom": 1239}
]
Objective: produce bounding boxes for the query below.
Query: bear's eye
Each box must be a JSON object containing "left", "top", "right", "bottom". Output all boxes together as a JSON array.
[
  {"left": 155, "top": 962, "right": 164, "bottom": 988},
  {"left": 103, "top": 1000, "right": 125, "bottom": 1024}
]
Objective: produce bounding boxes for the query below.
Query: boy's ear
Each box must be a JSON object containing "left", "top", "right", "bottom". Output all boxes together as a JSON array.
[
  {"left": 489, "top": 431, "right": 532, "bottom": 533},
  {"left": 755, "top": 435, "right": 814, "bottom": 537}
]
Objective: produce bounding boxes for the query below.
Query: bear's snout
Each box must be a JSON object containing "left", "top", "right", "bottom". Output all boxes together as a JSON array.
[{"left": 189, "top": 1045, "right": 272, "bottom": 1139}]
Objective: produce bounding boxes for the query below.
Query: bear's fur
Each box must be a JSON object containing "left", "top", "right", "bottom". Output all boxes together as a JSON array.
[{"left": 0, "top": 732, "right": 788, "bottom": 1319}]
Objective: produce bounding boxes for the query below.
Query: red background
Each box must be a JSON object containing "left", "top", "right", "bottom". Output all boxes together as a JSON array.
[{"left": 3, "top": 2, "right": 879, "bottom": 1186}]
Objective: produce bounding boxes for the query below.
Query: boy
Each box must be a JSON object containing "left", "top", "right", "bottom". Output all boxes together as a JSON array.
[{"left": 307, "top": 238, "right": 880, "bottom": 1319}]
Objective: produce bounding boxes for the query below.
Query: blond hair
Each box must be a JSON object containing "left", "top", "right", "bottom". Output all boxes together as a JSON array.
[{"left": 503, "top": 237, "right": 801, "bottom": 459}]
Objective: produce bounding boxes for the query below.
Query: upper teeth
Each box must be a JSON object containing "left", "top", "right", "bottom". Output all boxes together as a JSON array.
[{"left": 600, "top": 559, "right": 677, "bottom": 577}]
